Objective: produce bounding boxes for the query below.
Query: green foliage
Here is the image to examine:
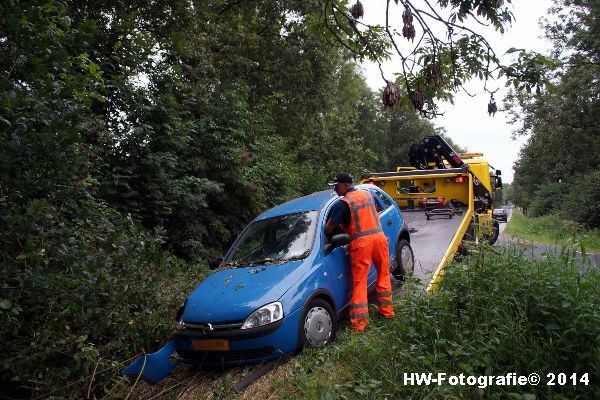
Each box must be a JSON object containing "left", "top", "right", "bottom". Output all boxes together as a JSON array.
[
  {"left": 505, "top": 208, "right": 600, "bottom": 252},
  {"left": 1, "top": 0, "right": 440, "bottom": 397},
  {"left": 498, "top": 182, "right": 512, "bottom": 206},
  {"left": 0, "top": 195, "right": 201, "bottom": 398},
  {"left": 318, "top": 0, "right": 554, "bottom": 114},
  {"left": 510, "top": 0, "right": 600, "bottom": 228},
  {"left": 273, "top": 246, "right": 600, "bottom": 399},
  {"left": 526, "top": 182, "right": 565, "bottom": 217},
  {"left": 514, "top": 171, "right": 600, "bottom": 229},
  {"left": 564, "top": 171, "right": 600, "bottom": 227}
]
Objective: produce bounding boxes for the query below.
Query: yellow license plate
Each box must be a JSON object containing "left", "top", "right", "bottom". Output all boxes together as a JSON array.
[{"left": 192, "top": 339, "right": 230, "bottom": 351}]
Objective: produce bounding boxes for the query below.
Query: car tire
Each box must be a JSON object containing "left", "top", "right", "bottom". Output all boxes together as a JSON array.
[
  {"left": 392, "top": 239, "right": 414, "bottom": 281},
  {"left": 485, "top": 220, "right": 500, "bottom": 245},
  {"left": 298, "top": 298, "right": 336, "bottom": 349}
]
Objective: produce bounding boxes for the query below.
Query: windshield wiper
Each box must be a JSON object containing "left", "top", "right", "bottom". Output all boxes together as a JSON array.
[
  {"left": 244, "top": 257, "right": 280, "bottom": 267},
  {"left": 284, "top": 250, "right": 311, "bottom": 262},
  {"left": 220, "top": 257, "right": 281, "bottom": 268}
]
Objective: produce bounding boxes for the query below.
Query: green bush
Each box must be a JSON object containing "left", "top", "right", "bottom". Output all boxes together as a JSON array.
[
  {"left": 524, "top": 172, "right": 600, "bottom": 229},
  {"left": 564, "top": 171, "right": 600, "bottom": 228},
  {"left": 527, "top": 181, "right": 565, "bottom": 217},
  {"left": 0, "top": 196, "right": 201, "bottom": 398}
]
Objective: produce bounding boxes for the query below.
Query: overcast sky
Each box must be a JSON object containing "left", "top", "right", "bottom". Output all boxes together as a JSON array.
[{"left": 360, "top": 1, "right": 554, "bottom": 183}]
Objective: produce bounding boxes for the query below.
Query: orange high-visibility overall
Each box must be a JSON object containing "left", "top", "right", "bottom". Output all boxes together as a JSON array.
[{"left": 341, "top": 190, "right": 395, "bottom": 332}]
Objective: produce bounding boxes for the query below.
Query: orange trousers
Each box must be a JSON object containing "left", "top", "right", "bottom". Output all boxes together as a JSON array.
[{"left": 347, "top": 232, "right": 394, "bottom": 331}]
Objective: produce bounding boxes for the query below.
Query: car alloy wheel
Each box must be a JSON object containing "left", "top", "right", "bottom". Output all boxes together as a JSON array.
[{"left": 300, "top": 299, "right": 336, "bottom": 348}]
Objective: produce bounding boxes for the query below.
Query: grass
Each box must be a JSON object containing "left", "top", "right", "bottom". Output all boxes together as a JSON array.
[
  {"left": 265, "top": 245, "right": 600, "bottom": 399},
  {"left": 122, "top": 245, "right": 600, "bottom": 399},
  {"left": 505, "top": 208, "right": 600, "bottom": 252}
]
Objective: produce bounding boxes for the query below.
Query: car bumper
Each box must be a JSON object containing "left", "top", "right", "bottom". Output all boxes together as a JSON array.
[
  {"left": 172, "top": 307, "right": 302, "bottom": 367},
  {"left": 122, "top": 307, "right": 303, "bottom": 383}
]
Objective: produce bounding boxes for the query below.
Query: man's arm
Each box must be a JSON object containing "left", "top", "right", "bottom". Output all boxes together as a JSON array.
[
  {"left": 324, "top": 219, "right": 337, "bottom": 235},
  {"left": 325, "top": 200, "right": 349, "bottom": 236}
]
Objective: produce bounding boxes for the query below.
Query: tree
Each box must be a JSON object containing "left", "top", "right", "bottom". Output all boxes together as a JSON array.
[
  {"left": 0, "top": 0, "right": 460, "bottom": 396},
  {"left": 316, "top": 0, "right": 555, "bottom": 115},
  {"left": 509, "top": 0, "right": 600, "bottom": 226}
]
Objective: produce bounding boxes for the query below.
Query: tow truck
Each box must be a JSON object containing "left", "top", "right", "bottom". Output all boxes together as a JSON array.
[{"left": 361, "top": 135, "right": 502, "bottom": 291}]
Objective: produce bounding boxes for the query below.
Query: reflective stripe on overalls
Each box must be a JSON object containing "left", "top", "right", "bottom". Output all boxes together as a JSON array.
[
  {"left": 341, "top": 190, "right": 382, "bottom": 239},
  {"left": 341, "top": 190, "right": 395, "bottom": 331}
]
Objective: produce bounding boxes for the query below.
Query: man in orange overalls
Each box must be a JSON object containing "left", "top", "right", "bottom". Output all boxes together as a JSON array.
[{"left": 325, "top": 172, "right": 395, "bottom": 332}]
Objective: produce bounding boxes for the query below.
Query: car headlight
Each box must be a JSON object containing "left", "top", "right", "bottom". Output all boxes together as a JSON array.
[{"left": 241, "top": 302, "right": 283, "bottom": 329}]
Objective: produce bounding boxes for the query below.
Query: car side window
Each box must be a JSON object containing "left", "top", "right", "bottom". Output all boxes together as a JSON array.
[
  {"left": 369, "top": 189, "right": 391, "bottom": 212},
  {"left": 367, "top": 190, "right": 384, "bottom": 213},
  {"left": 325, "top": 200, "right": 345, "bottom": 238}
]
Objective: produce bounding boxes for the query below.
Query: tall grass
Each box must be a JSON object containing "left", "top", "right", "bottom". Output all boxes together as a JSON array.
[
  {"left": 506, "top": 208, "right": 600, "bottom": 252},
  {"left": 271, "top": 245, "right": 600, "bottom": 399}
]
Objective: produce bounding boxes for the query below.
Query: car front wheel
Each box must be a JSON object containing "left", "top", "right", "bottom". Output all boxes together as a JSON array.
[
  {"left": 298, "top": 299, "right": 336, "bottom": 349},
  {"left": 392, "top": 239, "right": 414, "bottom": 281}
]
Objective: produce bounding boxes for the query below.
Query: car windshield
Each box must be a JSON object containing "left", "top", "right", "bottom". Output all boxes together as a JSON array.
[{"left": 225, "top": 211, "right": 318, "bottom": 266}]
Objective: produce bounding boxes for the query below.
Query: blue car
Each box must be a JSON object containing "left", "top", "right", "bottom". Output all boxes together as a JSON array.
[{"left": 123, "top": 185, "right": 413, "bottom": 383}]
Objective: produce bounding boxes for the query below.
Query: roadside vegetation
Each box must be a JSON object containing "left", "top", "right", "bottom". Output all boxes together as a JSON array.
[
  {"left": 2, "top": 0, "right": 598, "bottom": 398},
  {"left": 268, "top": 245, "right": 600, "bottom": 399},
  {"left": 126, "top": 245, "right": 600, "bottom": 399},
  {"left": 1, "top": 1, "right": 437, "bottom": 397},
  {"left": 505, "top": 209, "right": 600, "bottom": 252},
  {"left": 510, "top": 0, "right": 600, "bottom": 231}
]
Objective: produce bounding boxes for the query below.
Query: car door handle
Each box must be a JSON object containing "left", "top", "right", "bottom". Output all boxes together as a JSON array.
[{"left": 387, "top": 220, "right": 392, "bottom": 226}]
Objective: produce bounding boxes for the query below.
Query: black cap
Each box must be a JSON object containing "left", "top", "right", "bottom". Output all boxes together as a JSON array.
[{"left": 328, "top": 172, "right": 354, "bottom": 186}]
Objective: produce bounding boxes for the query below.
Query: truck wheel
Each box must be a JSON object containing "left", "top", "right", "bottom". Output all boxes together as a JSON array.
[
  {"left": 298, "top": 299, "right": 336, "bottom": 349},
  {"left": 393, "top": 239, "right": 414, "bottom": 281},
  {"left": 485, "top": 220, "right": 500, "bottom": 245}
]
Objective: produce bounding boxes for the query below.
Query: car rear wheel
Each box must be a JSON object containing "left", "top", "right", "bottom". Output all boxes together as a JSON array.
[
  {"left": 298, "top": 299, "right": 336, "bottom": 349},
  {"left": 392, "top": 239, "right": 414, "bottom": 281}
]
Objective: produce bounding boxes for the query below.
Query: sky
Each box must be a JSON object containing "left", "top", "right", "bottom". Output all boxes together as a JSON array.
[{"left": 360, "top": 0, "right": 554, "bottom": 183}]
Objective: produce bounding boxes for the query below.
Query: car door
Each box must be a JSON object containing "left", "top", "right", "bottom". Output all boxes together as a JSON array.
[
  {"left": 321, "top": 199, "right": 352, "bottom": 310},
  {"left": 323, "top": 237, "right": 352, "bottom": 311},
  {"left": 323, "top": 190, "right": 401, "bottom": 310},
  {"left": 366, "top": 188, "right": 402, "bottom": 283}
]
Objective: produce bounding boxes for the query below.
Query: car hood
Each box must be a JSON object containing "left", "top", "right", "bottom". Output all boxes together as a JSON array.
[{"left": 181, "top": 259, "right": 309, "bottom": 323}]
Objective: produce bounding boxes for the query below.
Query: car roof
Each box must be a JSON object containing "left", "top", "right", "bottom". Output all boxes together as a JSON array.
[
  {"left": 255, "top": 190, "right": 336, "bottom": 221},
  {"left": 255, "top": 184, "right": 380, "bottom": 221}
]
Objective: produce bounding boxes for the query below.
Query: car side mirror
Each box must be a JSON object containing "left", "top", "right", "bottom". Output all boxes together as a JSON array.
[
  {"left": 209, "top": 257, "right": 223, "bottom": 270},
  {"left": 330, "top": 234, "right": 351, "bottom": 248},
  {"left": 495, "top": 176, "right": 503, "bottom": 189}
]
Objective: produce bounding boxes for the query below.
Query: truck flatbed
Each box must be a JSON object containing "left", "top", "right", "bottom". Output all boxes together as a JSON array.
[
  {"left": 363, "top": 134, "right": 501, "bottom": 291},
  {"left": 403, "top": 209, "right": 466, "bottom": 285}
]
